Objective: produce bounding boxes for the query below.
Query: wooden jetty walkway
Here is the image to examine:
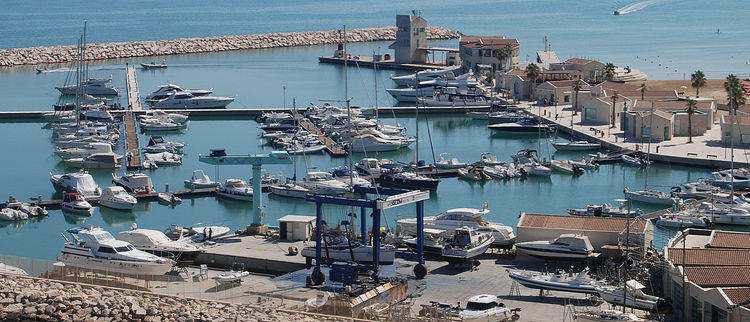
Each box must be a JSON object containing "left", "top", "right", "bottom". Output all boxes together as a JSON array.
[
  {"left": 298, "top": 117, "right": 347, "bottom": 156},
  {"left": 124, "top": 64, "right": 142, "bottom": 170}
]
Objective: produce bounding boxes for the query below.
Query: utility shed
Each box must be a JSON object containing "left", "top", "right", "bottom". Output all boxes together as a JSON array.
[
  {"left": 516, "top": 213, "right": 652, "bottom": 257},
  {"left": 277, "top": 215, "right": 315, "bottom": 242}
]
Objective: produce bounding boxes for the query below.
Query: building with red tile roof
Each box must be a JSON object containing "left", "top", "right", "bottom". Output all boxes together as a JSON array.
[{"left": 459, "top": 35, "right": 520, "bottom": 73}]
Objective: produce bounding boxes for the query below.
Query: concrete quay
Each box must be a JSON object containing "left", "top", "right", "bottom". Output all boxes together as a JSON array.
[
  {"left": 522, "top": 102, "right": 750, "bottom": 169},
  {"left": 194, "top": 235, "right": 308, "bottom": 276},
  {"left": 318, "top": 55, "right": 453, "bottom": 71},
  {"left": 0, "top": 26, "right": 459, "bottom": 67}
]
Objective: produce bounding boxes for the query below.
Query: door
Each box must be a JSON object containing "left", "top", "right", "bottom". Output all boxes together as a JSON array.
[
  {"left": 279, "top": 222, "right": 287, "bottom": 240},
  {"left": 675, "top": 119, "right": 681, "bottom": 136},
  {"left": 664, "top": 126, "right": 669, "bottom": 141}
]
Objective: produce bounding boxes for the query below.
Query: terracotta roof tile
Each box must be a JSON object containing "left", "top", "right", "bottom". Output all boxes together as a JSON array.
[
  {"left": 722, "top": 287, "right": 750, "bottom": 308},
  {"left": 565, "top": 58, "right": 597, "bottom": 65},
  {"left": 684, "top": 266, "right": 750, "bottom": 287},
  {"left": 634, "top": 100, "right": 712, "bottom": 109},
  {"left": 616, "top": 90, "right": 678, "bottom": 99},
  {"left": 667, "top": 248, "right": 750, "bottom": 266},
  {"left": 518, "top": 213, "right": 647, "bottom": 232},
  {"left": 709, "top": 230, "right": 750, "bottom": 249},
  {"left": 547, "top": 80, "right": 590, "bottom": 89},
  {"left": 595, "top": 81, "right": 639, "bottom": 92},
  {"left": 459, "top": 35, "right": 519, "bottom": 49}
]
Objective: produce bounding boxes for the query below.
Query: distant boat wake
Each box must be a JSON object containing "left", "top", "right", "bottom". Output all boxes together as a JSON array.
[{"left": 613, "top": 0, "right": 662, "bottom": 15}]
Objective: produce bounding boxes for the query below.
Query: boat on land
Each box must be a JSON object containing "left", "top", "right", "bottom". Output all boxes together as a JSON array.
[
  {"left": 300, "top": 232, "right": 395, "bottom": 265},
  {"left": 214, "top": 270, "right": 250, "bottom": 284},
  {"left": 507, "top": 267, "right": 601, "bottom": 294},
  {"left": 117, "top": 228, "right": 204, "bottom": 261},
  {"left": 458, "top": 294, "right": 518, "bottom": 321},
  {"left": 595, "top": 280, "right": 663, "bottom": 311},
  {"left": 574, "top": 309, "right": 644, "bottom": 322},
  {"left": 57, "top": 226, "right": 175, "bottom": 275},
  {"left": 441, "top": 227, "right": 494, "bottom": 263},
  {"left": 397, "top": 205, "right": 516, "bottom": 247},
  {"left": 514, "top": 234, "right": 594, "bottom": 260},
  {"left": 98, "top": 186, "right": 137, "bottom": 210}
]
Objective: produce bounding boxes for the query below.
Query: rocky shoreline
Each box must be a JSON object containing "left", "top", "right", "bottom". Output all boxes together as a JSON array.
[
  {"left": 0, "top": 26, "right": 460, "bottom": 67},
  {"left": 0, "top": 274, "right": 346, "bottom": 321}
]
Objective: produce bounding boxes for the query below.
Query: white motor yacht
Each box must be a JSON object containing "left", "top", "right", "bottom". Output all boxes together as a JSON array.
[
  {"left": 418, "top": 93, "right": 490, "bottom": 107},
  {"left": 355, "top": 158, "right": 383, "bottom": 176},
  {"left": 348, "top": 134, "right": 405, "bottom": 153},
  {"left": 269, "top": 181, "right": 310, "bottom": 199},
  {"left": 551, "top": 140, "right": 601, "bottom": 151},
  {"left": 0, "top": 208, "right": 28, "bottom": 221},
  {"left": 117, "top": 228, "right": 204, "bottom": 261},
  {"left": 151, "top": 91, "right": 234, "bottom": 109},
  {"left": 436, "top": 153, "right": 468, "bottom": 169},
  {"left": 64, "top": 152, "right": 122, "bottom": 168},
  {"left": 139, "top": 110, "right": 189, "bottom": 124},
  {"left": 488, "top": 119, "right": 550, "bottom": 133},
  {"left": 390, "top": 65, "right": 460, "bottom": 86},
  {"left": 112, "top": 173, "right": 154, "bottom": 194},
  {"left": 56, "top": 77, "right": 119, "bottom": 96},
  {"left": 61, "top": 193, "right": 94, "bottom": 215},
  {"left": 380, "top": 170, "right": 441, "bottom": 191},
  {"left": 595, "top": 280, "right": 662, "bottom": 311},
  {"left": 55, "top": 142, "right": 119, "bottom": 159},
  {"left": 57, "top": 226, "right": 175, "bottom": 275},
  {"left": 184, "top": 169, "right": 220, "bottom": 188},
  {"left": 142, "top": 136, "right": 185, "bottom": 153},
  {"left": 441, "top": 227, "right": 494, "bottom": 263},
  {"left": 143, "top": 152, "right": 182, "bottom": 165},
  {"left": 144, "top": 83, "right": 213, "bottom": 102},
  {"left": 139, "top": 119, "right": 185, "bottom": 131},
  {"left": 296, "top": 171, "right": 350, "bottom": 195},
  {"left": 458, "top": 294, "right": 516, "bottom": 322},
  {"left": 624, "top": 188, "right": 676, "bottom": 205},
  {"left": 514, "top": 234, "right": 594, "bottom": 260},
  {"left": 698, "top": 202, "right": 750, "bottom": 225},
  {"left": 80, "top": 107, "right": 114, "bottom": 122},
  {"left": 98, "top": 186, "right": 137, "bottom": 210},
  {"left": 50, "top": 170, "right": 101, "bottom": 197},
  {"left": 330, "top": 167, "right": 372, "bottom": 187},
  {"left": 397, "top": 205, "right": 516, "bottom": 247},
  {"left": 218, "top": 179, "right": 254, "bottom": 201}
]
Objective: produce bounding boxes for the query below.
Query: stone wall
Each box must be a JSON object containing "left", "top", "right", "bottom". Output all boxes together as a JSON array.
[
  {"left": 0, "top": 26, "right": 460, "bottom": 67},
  {"left": 0, "top": 274, "right": 347, "bottom": 321}
]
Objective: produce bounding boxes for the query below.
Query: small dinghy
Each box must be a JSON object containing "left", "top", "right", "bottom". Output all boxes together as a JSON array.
[
  {"left": 213, "top": 270, "right": 250, "bottom": 284},
  {"left": 621, "top": 154, "right": 650, "bottom": 166},
  {"left": 653, "top": 213, "right": 711, "bottom": 228},
  {"left": 158, "top": 193, "right": 182, "bottom": 205},
  {"left": 436, "top": 153, "right": 468, "bottom": 169},
  {"left": 569, "top": 157, "right": 599, "bottom": 169},
  {"left": 549, "top": 160, "right": 583, "bottom": 174},
  {"left": 0, "top": 207, "right": 28, "bottom": 221},
  {"left": 480, "top": 152, "right": 505, "bottom": 166}
]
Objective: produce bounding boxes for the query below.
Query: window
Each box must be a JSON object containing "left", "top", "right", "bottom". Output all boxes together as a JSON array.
[
  {"left": 420, "top": 27, "right": 425, "bottom": 32},
  {"left": 98, "top": 246, "right": 116, "bottom": 254},
  {"left": 564, "top": 95, "right": 570, "bottom": 103},
  {"left": 585, "top": 108, "right": 597, "bottom": 121},
  {"left": 741, "top": 134, "right": 750, "bottom": 143},
  {"left": 115, "top": 246, "right": 130, "bottom": 252}
]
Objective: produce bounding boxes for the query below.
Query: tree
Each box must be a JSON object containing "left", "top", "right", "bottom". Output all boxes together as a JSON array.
[
  {"left": 725, "top": 74, "right": 747, "bottom": 111},
  {"left": 484, "top": 71, "right": 494, "bottom": 87},
  {"left": 639, "top": 83, "right": 647, "bottom": 100},
  {"left": 493, "top": 43, "right": 514, "bottom": 71},
  {"left": 686, "top": 99, "right": 697, "bottom": 143},
  {"left": 690, "top": 70, "right": 706, "bottom": 97},
  {"left": 604, "top": 63, "right": 616, "bottom": 81},
  {"left": 525, "top": 63, "right": 541, "bottom": 103},
  {"left": 573, "top": 79, "right": 583, "bottom": 115},
  {"left": 610, "top": 90, "right": 619, "bottom": 127}
]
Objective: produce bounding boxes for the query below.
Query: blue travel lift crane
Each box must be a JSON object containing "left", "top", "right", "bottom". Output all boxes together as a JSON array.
[
  {"left": 198, "top": 150, "right": 292, "bottom": 227},
  {"left": 305, "top": 185, "right": 429, "bottom": 285}
]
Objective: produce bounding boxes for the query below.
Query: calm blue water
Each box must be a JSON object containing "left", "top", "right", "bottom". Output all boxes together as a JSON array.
[
  {"left": 0, "top": 1, "right": 746, "bottom": 261},
  {"left": 1, "top": 0, "right": 749, "bottom": 79}
]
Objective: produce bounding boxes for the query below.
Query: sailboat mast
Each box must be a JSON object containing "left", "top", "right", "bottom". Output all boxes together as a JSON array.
[
  {"left": 343, "top": 25, "right": 353, "bottom": 189},
  {"left": 730, "top": 88, "right": 735, "bottom": 196},
  {"left": 374, "top": 50, "right": 379, "bottom": 119},
  {"left": 645, "top": 100, "right": 655, "bottom": 188}
]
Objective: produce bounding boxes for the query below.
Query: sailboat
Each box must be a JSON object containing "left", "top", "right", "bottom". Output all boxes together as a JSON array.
[{"left": 624, "top": 101, "right": 676, "bottom": 205}]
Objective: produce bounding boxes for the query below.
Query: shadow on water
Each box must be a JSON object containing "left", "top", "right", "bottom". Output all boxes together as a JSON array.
[{"left": 99, "top": 207, "right": 137, "bottom": 226}]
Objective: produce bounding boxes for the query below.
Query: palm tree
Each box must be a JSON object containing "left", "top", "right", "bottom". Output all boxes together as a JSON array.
[
  {"left": 690, "top": 70, "right": 706, "bottom": 97},
  {"left": 686, "top": 99, "right": 697, "bottom": 143},
  {"left": 610, "top": 90, "right": 619, "bottom": 127},
  {"left": 525, "top": 63, "right": 541, "bottom": 103},
  {"left": 573, "top": 79, "right": 583, "bottom": 115},
  {"left": 639, "top": 83, "right": 647, "bottom": 100},
  {"left": 725, "top": 74, "right": 747, "bottom": 111},
  {"left": 604, "top": 63, "right": 616, "bottom": 81},
  {"left": 494, "top": 43, "right": 514, "bottom": 72}
]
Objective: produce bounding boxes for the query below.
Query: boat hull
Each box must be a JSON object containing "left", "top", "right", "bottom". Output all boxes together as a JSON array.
[
  {"left": 57, "top": 253, "right": 174, "bottom": 276},
  {"left": 98, "top": 200, "right": 135, "bottom": 210},
  {"left": 301, "top": 245, "right": 395, "bottom": 265},
  {"left": 514, "top": 245, "right": 591, "bottom": 260},
  {"left": 379, "top": 173, "right": 439, "bottom": 191},
  {"left": 508, "top": 271, "right": 599, "bottom": 294}
]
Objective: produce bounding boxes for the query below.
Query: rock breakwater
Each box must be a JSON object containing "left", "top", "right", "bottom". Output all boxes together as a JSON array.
[
  {"left": 0, "top": 26, "right": 460, "bottom": 67},
  {"left": 0, "top": 274, "right": 346, "bottom": 321}
]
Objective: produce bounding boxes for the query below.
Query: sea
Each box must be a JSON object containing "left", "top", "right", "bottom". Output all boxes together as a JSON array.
[{"left": 0, "top": 0, "right": 748, "bottom": 261}]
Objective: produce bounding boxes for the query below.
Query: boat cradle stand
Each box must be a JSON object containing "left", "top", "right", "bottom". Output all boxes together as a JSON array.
[{"left": 305, "top": 186, "right": 430, "bottom": 285}]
